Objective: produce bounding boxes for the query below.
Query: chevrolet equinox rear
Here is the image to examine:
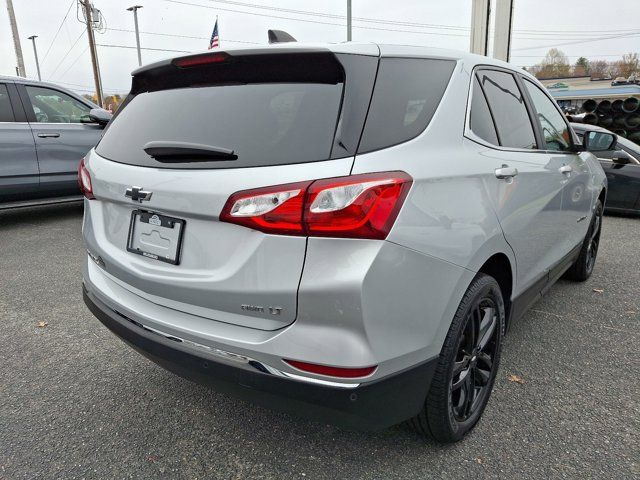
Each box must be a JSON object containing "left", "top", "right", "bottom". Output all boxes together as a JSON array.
[{"left": 82, "top": 43, "right": 606, "bottom": 442}]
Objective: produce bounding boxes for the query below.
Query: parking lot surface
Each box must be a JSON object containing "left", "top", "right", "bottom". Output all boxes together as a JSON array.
[{"left": 1, "top": 204, "right": 638, "bottom": 479}]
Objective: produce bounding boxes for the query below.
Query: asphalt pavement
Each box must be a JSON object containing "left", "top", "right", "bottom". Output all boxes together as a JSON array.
[{"left": 1, "top": 203, "right": 638, "bottom": 479}]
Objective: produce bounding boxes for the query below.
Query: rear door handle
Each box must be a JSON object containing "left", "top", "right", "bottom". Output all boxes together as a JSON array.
[
  {"left": 495, "top": 165, "right": 518, "bottom": 179},
  {"left": 37, "top": 133, "right": 60, "bottom": 138},
  {"left": 559, "top": 165, "right": 572, "bottom": 175}
]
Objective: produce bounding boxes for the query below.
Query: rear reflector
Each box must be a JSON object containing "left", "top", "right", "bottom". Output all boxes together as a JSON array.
[
  {"left": 172, "top": 52, "right": 229, "bottom": 68},
  {"left": 77, "top": 158, "right": 94, "bottom": 199},
  {"left": 220, "top": 172, "right": 412, "bottom": 239},
  {"left": 284, "top": 359, "right": 377, "bottom": 378}
]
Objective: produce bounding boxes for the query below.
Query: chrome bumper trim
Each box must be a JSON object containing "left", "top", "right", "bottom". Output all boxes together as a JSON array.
[{"left": 112, "top": 308, "right": 361, "bottom": 389}]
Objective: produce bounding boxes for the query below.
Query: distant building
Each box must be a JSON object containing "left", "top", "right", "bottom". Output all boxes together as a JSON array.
[{"left": 540, "top": 75, "right": 640, "bottom": 111}]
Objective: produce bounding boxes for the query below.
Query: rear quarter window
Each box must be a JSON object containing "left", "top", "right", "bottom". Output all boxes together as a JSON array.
[
  {"left": 477, "top": 70, "right": 537, "bottom": 150},
  {"left": 358, "top": 58, "right": 456, "bottom": 153}
]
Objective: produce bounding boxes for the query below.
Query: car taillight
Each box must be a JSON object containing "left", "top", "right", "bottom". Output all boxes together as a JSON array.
[
  {"left": 78, "top": 158, "right": 94, "bottom": 199},
  {"left": 284, "top": 359, "right": 377, "bottom": 378},
  {"left": 219, "top": 172, "right": 412, "bottom": 239},
  {"left": 220, "top": 181, "right": 312, "bottom": 236}
]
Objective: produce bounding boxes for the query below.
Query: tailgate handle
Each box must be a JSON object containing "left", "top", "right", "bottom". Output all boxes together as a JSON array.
[{"left": 37, "top": 133, "right": 60, "bottom": 138}]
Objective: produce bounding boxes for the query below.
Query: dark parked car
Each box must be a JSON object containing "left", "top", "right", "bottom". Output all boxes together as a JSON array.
[
  {"left": 0, "top": 76, "right": 111, "bottom": 209},
  {"left": 572, "top": 123, "right": 640, "bottom": 214}
]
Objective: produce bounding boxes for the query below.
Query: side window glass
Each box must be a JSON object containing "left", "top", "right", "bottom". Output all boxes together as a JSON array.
[
  {"left": 522, "top": 79, "right": 571, "bottom": 151},
  {"left": 470, "top": 77, "right": 499, "bottom": 145},
  {"left": 477, "top": 70, "right": 536, "bottom": 149},
  {"left": 25, "top": 86, "right": 91, "bottom": 123},
  {"left": 358, "top": 58, "right": 456, "bottom": 153},
  {"left": 0, "top": 84, "right": 15, "bottom": 122}
]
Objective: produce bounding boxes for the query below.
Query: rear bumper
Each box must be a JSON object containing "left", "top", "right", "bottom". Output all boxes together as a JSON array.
[{"left": 83, "top": 285, "right": 437, "bottom": 430}]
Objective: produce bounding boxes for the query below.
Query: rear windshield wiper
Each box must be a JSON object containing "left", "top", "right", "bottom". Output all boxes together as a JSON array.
[{"left": 143, "top": 141, "right": 238, "bottom": 162}]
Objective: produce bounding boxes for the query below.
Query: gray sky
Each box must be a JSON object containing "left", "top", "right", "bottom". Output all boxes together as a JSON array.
[{"left": 2, "top": 0, "right": 639, "bottom": 95}]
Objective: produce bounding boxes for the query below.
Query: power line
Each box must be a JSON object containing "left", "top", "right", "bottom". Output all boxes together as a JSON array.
[
  {"left": 160, "top": 0, "right": 640, "bottom": 41},
  {"left": 190, "top": 0, "right": 471, "bottom": 30},
  {"left": 96, "top": 43, "right": 191, "bottom": 53},
  {"left": 169, "top": 0, "right": 640, "bottom": 36},
  {"left": 512, "top": 54, "right": 629, "bottom": 58},
  {"left": 105, "top": 25, "right": 640, "bottom": 44},
  {"left": 514, "top": 31, "right": 640, "bottom": 51},
  {"left": 47, "top": 28, "right": 86, "bottom": 79},
  {"left": 53, "top": 79, "right": 126, "bottom": 93},
  {"left": 41, "top": 0, "right": 76, "bottom": 65},
  {"left": 54, "top": 45, "right": 89, "bottom": 81},
  {"left": 160, "top": 0, "right": 470, "bottom": 37},
  {"left": 104, "top": 27, "right": 260, "bottom": 44}
]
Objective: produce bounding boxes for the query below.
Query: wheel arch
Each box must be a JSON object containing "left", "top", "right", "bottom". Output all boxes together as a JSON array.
[
  {"left": 478, "top": 253, "right": 514, "bottom": 329},
  {"left": 598, "top": 186, "right": 607, "bottom": 206}
]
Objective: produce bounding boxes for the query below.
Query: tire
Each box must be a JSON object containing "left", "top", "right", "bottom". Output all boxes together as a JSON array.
[
  {"left": 409, "top": 274, "right": 505, "bottom": 443},
  {"left": 564, "top": 199, "right": 603, "bottom": 282}
]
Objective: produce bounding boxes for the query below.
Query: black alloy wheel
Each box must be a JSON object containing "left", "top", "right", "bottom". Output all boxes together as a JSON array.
[
  {"left": 564, "top": 199, "right": 603, "bottom": 281},
  {"left": 409, "top": 274, "right": 505, "bottom": 443},
  {"left": 585, "top": 207, "right": 601, "bottom": 276},
  {"left": 450, "top": 297, "right": 499, "bottom": 422}
]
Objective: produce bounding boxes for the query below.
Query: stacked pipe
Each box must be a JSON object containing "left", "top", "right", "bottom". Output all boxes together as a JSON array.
[{"left": 571, "top": 97, "right": 640, "bottom": 145}]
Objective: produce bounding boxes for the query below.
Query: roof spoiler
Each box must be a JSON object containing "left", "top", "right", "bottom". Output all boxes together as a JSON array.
[{"left": 268, "top": 29, "right": 297, "bottom": 44}]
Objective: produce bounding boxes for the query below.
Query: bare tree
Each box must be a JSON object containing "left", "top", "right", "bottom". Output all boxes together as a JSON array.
[
  {"left": 532, "top": 48, "right": 571, "bottom": 78},
  {"left": 614, "top": 53, "right": 640, "bottom": 78},
  {"left": 589, "top": 60, "right": 610, "bottom": 79}
]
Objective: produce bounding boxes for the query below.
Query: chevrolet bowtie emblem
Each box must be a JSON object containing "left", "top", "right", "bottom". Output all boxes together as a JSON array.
[{"left": 125, "top": 186, "right": 153, "bottom": 202}]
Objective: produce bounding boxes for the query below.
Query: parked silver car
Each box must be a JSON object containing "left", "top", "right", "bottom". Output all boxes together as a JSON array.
[
  {"left": 81, "top": 43, "right": 609, "bottom": 442},
  {"left": 0, "top": 76, "right": 111, "bottom": 209}
]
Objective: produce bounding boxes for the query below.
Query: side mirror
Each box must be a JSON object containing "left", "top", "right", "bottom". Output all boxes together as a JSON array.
[
  {"left": 87, "top": 108, "right": 112, "bottom": 126},
  {"left": 583, "top": 130, "right": 617, "bottom": 152}
]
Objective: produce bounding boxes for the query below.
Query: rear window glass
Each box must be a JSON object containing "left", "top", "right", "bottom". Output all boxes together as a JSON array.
[
  {"left": 96, "top": 82, "right": 343, "bottom": 169},
  {"left": 358, "top": 58, "right": 456, "bottom": 153}
]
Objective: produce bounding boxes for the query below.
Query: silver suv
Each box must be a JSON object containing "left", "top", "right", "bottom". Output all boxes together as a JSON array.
[{"left": 82, "top": 43, "right": 609, "bottom": 442}]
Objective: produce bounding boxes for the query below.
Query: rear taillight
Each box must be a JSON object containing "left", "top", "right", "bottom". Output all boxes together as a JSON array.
[
  {"left": 220, "top": 181, "right": 311, "bottom": 236},
  {"left": 220, "top": 172, "right": 412, "bottom": 239},
  {"left": 78, "top": 158, "right": 94, "bottom": 199},
  {"left": 284, "top": 359, "right": 377, "bottom": 378}
]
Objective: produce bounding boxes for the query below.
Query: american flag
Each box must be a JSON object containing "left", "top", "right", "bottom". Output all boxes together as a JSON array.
[{"left": 208, "top": 19, "right": 219, "bottom": 49}]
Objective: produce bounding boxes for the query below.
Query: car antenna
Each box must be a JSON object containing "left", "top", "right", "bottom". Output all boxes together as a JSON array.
[{"left": 268, "top": 29, "right": 297, "bottom": 44}]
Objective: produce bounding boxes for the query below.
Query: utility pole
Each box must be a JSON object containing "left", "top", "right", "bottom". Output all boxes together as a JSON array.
[
  {"left": 493, "top": 0, "right": 515, "bottom": 62},
  {"left": 28, "top": 35, "right": 41, "bottom": 81},
  {"left": 81, "top": 0, "right": 104, "bottom": 107},
  {"left": 127, "top": 5, "right": 143, "bottom": 66},
  {"left": 6, "top": 0, "right": 26, "bottom": 77},
  {"left": 346, "top": 0, "right": 352, "bottom": 41},
  {"left": 469, "top": 0, "right": 490, "bottom": 56}
]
